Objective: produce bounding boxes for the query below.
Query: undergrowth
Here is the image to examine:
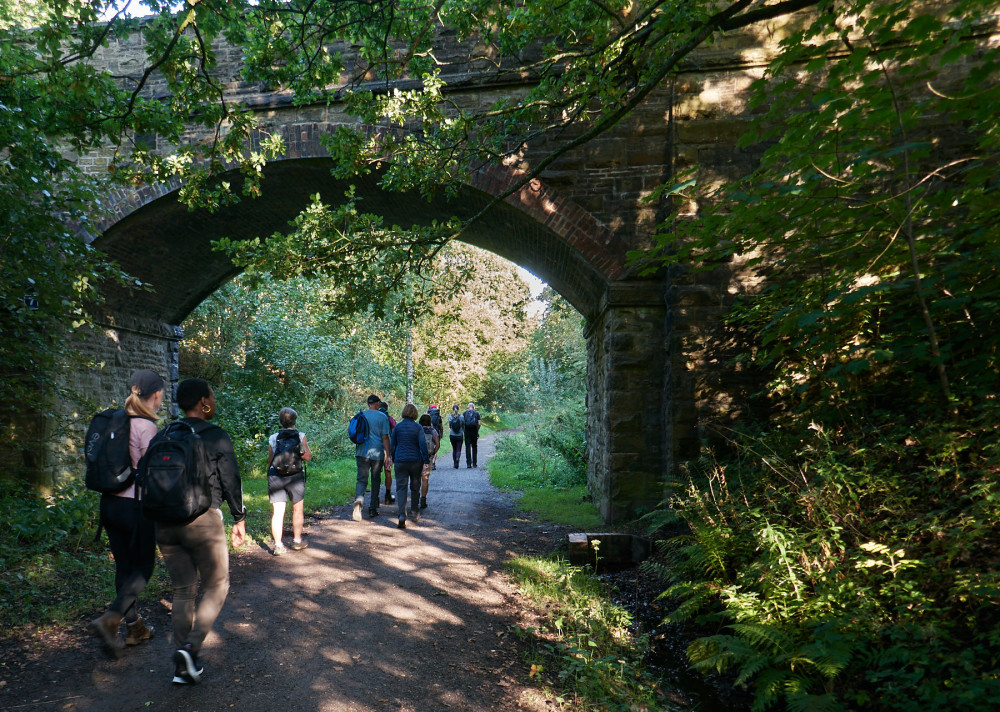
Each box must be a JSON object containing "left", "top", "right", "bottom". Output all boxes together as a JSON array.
[
  {"left": 507, "top": 555, "right": 675, "bottom": 711},
  {"left": 644, "top": 403, "right": 1000, "bottom": 711},
  {"left": 0, "top": 478, "right": 170, "bottom": 634},
  {"left": 487, "top": 406, "right": 601, "bottom": 528}
]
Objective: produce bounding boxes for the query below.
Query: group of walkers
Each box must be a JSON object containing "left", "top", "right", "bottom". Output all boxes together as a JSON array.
[
  {"left": 350, "top": 394, "right": 481, "bottom": 529},
  {"left": 85, "top": 369, "right": 483, "bottom": 687}
]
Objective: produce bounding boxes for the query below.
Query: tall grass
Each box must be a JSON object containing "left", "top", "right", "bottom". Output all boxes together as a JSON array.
[
  {"left": 487, "top": 407, "right": 601, "bottom": 529},
  {"left": 507, "top": 556, "right": 674, "bottom": 711}
]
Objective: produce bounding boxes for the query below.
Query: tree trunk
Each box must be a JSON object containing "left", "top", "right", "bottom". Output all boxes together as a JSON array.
[{"left": 406, "top": 329, "right": 414, "bottom": 404}]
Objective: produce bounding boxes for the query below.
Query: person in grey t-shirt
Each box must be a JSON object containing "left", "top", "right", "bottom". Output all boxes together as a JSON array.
[{"left": 354, "top": 394, "right": 392, "bottom": 521}]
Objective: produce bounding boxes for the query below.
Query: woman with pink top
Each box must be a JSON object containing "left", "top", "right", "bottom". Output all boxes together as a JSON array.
[{"left": 87, "top": 369, "right": 164, "bottom": 657}]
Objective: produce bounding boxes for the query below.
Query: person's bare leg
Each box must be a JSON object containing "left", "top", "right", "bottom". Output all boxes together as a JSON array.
[
  {"left": 270, "top": 501, "right": 286, "bottom": 549},
  {"left": 291, "top": 500, "right": 304, "bottom": 541}
]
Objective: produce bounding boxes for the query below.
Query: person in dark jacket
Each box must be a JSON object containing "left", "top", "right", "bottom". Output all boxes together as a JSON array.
[
  {"left": 447, "top": 404, "right": 464, "bottom": 468},
  {"left": 418, "top": 413, "right": 440, "bottom": 509},
  {"left": 388, "top": 403, "right": 429, "bottom": 529},
  {"left": 156, "top": 378, "right": 247, "bottom": 686},
  {"left": 463, "top": 402, "right": 482, "bottom": 468},
  {"left": 427, "top": 404, "right": 443, "bottom": 469},
  {"left": 378, "top": 401, "right": 397, "bottom": 505}
]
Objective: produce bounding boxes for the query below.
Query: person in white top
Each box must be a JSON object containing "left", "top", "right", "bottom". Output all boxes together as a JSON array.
[
  {"left": 266, "top": 407, "right": 313, "bottom": 555},
  {"left": 87, "top": 369, "right": 163, "bottom": 657}
]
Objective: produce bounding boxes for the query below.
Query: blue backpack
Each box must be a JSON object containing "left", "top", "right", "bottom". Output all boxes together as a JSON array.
[{"left": 348, "top": 410, "right": 369, "bottom": 445}]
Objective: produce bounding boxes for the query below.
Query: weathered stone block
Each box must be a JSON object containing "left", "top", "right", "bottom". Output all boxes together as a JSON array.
[{"left": 566, "top": 532, "right": 651, "bottom": 567}]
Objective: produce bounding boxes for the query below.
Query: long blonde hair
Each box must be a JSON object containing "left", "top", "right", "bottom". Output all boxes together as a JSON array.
[{"left": 125, "top": 385, "right": 160, "bottom": 419}]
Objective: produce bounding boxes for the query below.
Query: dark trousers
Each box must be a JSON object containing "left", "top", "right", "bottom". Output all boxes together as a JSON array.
[
  {"left": 394, "top": 461, "right": 422, "bottom": 521},
  {"left": 100, "top": 495, "right": 156, "bottom": 621},
  {"left": 450, "top": 435, "right": 463, "bottom": 466},
  {"left": 465, "top": 433, "right": 479, "bottom": 467},
  {"left": 355, "top": 456, "right": 385, "bottom": 510}
]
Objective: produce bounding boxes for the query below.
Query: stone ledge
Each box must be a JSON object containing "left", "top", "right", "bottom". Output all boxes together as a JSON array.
[{"left": 567, "top": 532, "right": 652, "bottom": 567}]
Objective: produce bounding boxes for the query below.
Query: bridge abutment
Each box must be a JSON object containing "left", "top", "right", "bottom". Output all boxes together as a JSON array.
[
  {"left": 586, "top": 281, "right": 671, "bottom": 521},
  {"left": 37, "top": 312, "right": 181, "bottom": 486}
]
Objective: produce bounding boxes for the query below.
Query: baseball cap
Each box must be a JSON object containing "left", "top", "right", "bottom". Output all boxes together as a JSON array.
[{"left": 129, "top": 369, "right": 165, "bottom": 398}]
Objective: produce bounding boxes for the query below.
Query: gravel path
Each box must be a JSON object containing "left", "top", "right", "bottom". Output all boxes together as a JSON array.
[{"left": 1, "top": 429, "right": 570, "bottom": 712}]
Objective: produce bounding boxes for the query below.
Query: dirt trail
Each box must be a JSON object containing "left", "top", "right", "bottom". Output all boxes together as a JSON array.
[{"left": 1, "top": 430, "right": 569, "bottom": 712}]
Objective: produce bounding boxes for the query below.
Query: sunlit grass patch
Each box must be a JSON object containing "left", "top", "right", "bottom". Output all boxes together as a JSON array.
[
  {"left": 487, "top": 415, "right": 600, "bottom": 527},
  {"left": 506, "top": 555, "right": 671, "bottom": 711},
  {"left": 519, "top": 486, "right": 604, "bottom": 529}
]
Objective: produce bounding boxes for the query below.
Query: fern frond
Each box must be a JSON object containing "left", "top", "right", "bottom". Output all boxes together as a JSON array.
[
  {"left": 751, "top": 667, "right": 789, "bottom": 712},
  {"left": 730, "top": 622, "right": 792, "bottom": 654},
  {"left": 787, "top": 691, "right": 845, "bottom": 712},
  {"left": 689, "top": 634, "right": 752, "bottom": 674},
  {"left": 734, "top": 655, "right": 772, "bottom": 687}
]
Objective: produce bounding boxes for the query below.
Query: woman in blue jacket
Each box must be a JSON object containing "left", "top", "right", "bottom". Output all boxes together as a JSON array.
[{"left": 389, "top": 403, "right": 429, "bottom": 529}]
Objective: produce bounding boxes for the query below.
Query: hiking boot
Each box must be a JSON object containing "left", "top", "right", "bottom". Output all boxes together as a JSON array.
[
  {"left": 272, "top": 543, "right": 287, "bottom": 556},
  {"left": 290, "top": 540, "right": 308, "bottom": 551},
  {"left": 352, "top": 498, "right": 363, "bottom": 522},
  {"left": 410, "top": 507, "right": 420, "bottom": 523},
  {"left": 384, "top": 491, "right": 395, "bottom": 504},
  {"left": 420, "top": 496, "right": 427, "bottom": 509},
  {"left": 397, "top": 517, "right": 406, "bottom": 529},
  {"left": 368, "top": 508, "right": 379, "bottom": 518},
  {"left": 174, "top": 644, "right": 203, "bottom": 684},
  {"left": 87, "top": 610, "right": 123, "bottom": 658},
  {"left": 124, "top": 616, "right": 154, "bottom": 646}
]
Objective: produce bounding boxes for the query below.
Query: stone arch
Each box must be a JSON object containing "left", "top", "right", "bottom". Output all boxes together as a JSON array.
[
  {"left": 94, "top": 122, "right": 629, "bottom": 324},
  {"left": 83, "top": 127, "right": 670, "bottom": 522}
]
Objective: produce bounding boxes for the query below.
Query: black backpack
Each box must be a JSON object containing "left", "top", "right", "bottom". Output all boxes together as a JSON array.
[
  {"left": 429, "top": 408, "right": 443, "bottom": 433},
  {"left": 136, "top": 421, "right": 215, "bottom": 524},
  {"left": 85, "top": 408, "right": 147, "bottom": 494},
  {"left": 449, "top": 414, "right": 464, "bottom": 437},
  {"left": 463, "top": 410, "right": 481, "bottom": 433},
  {"left": 271, "top": 429, "right": 303, "bottom": 476}
]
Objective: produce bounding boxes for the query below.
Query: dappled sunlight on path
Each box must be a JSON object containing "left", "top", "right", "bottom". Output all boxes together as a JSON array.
[{"left": 1, "top": 431, "right": 564, "bottom": 712}]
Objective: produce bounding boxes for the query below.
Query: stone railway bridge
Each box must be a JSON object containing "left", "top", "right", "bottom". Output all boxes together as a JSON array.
[{"left": 49, "top": 28, "right": 769, "bottom": 521}]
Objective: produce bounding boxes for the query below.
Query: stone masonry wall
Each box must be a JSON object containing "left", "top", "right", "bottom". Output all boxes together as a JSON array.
[
  {"left": 40, "top": 312, "right": 181, "bottom": 487},
  {"left": 586, "top": 283, "right": 668, "bottom": 521}
]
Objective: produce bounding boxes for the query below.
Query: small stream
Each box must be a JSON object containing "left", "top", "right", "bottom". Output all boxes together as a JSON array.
[{"left": 596, "top": 566, "right": 753, "bottom": 711}]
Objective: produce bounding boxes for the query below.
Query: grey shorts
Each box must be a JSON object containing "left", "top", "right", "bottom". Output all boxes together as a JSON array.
[{"left": 268, "top": 472, "right": 305, "bottom": 504}]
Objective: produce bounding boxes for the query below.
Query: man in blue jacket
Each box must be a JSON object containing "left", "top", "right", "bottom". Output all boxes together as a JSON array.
[{"left": 354, "top": 394, "right": 392, "bottom": 521}]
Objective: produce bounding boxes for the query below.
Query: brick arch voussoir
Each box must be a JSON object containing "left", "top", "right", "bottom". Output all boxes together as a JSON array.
[{"left": 96, "top": 120, "right": 627, "bottom": 282}]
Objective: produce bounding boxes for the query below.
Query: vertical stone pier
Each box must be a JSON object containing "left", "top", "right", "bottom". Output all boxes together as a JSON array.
[{"left": 586, "top": 281, "right": 669, "bottom": 521}]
